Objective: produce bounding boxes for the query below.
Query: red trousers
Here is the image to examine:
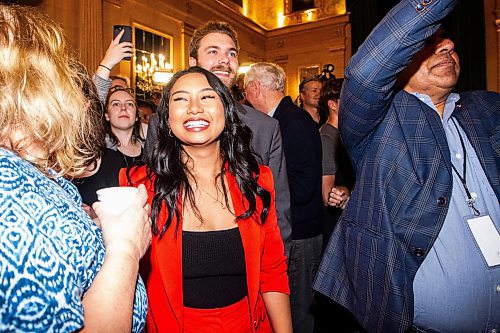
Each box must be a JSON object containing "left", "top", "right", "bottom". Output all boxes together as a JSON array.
[{"left": 183, "top": 296, "right": 253, "bottom": 332}]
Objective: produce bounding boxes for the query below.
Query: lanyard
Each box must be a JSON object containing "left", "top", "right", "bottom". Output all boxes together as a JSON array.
[{"left": 450, "top": 117, "right": 481, "bottom": 216}]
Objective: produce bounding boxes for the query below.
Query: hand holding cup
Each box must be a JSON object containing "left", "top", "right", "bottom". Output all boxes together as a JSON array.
[{"left": 93, "top": 185, "right": 152, "bottom": 262}]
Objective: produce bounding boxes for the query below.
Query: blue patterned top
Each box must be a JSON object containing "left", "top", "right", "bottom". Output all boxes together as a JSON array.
[{"left": 0, "top": 148, "right": 147, "bottom": 332}]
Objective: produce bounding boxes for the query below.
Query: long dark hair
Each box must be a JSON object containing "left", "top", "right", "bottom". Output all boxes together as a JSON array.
[{"left": 146, "top": 66, "right": 270, "bottom": 238}]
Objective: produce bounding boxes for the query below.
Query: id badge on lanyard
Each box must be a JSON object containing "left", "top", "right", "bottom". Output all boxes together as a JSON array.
[
  {"left": 450, "top": 118, "right": 499, "bottom": 267},
  {"left": 466, "top": 214, "right": 500, "bottom": 268}
]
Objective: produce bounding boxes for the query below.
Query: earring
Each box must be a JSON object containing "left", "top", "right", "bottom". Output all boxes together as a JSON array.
[{"left": 168, "top": 127, "right": 173, "bottom": 137}]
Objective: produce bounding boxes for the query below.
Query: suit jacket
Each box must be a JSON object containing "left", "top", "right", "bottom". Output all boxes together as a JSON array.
[
  {"left": 313, "top": 0, "right": 500, "bottom": 332},
  {"left": 144, "top": 104, "right": 292, "bottom": 257},
  {"left": 273, "top": 96, "right": 323, "bottom": 240},
  {"left": 119, "top": 165, "right": 289, "bottom": 333}
]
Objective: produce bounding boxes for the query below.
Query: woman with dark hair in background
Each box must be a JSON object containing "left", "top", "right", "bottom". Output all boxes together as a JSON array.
[
  {"left": 76, "top": 86, "right": 146, "bottom": 206},
  {"left": 121, "top": 66, "right": 292, "bottom": 333},
  {"left": 104, "top": 86, "right": 146, "bottom": 162},
  {"left": 0, "top": 5, "right": 150, "bottom": 332}
]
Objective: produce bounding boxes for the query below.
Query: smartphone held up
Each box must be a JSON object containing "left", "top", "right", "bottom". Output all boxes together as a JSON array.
[{"left": 113, "top": 25, "right": 132, "bottom": 61}]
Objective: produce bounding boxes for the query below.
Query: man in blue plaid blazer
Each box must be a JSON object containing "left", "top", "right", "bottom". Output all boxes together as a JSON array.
[{"left": 313, "top": 0, "right": 500, "bottom": 332}]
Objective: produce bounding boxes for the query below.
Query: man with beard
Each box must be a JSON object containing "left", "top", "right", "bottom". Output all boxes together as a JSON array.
[
  {"left": 313, "top": 0, "right": 500, "bottom": 332},
  {"left": 144, "top": 21, "right": 292, "bottom": 257}
]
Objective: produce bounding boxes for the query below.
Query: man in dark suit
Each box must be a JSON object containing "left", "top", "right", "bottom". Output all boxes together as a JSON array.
[
  {"left": 144, "top": 22, "right": 292, "bottom": 257},
  {"left": 313, "top": 0, "right": 500, "bottom": 332},
  {"left": 244, "top": 62, "right": 323, "bottom": 333}
]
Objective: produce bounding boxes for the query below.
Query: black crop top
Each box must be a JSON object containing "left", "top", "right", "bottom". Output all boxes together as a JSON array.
[{"left": 182, "top": 227, "right": 247, "bottom": 308}]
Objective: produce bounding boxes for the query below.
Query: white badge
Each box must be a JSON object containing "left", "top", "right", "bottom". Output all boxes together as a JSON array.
[{"left": 466, "top": 215, "right": 500, "bottom": 267}]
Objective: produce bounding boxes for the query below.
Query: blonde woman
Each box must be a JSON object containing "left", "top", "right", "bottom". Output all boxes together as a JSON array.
[{"left": 0, "top": 5, "right": 150, "bottom": 332}]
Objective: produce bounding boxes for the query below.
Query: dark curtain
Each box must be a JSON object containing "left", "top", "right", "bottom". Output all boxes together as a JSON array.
[{"left": 346, "top": 0, "right": 486, "bottom": 92}]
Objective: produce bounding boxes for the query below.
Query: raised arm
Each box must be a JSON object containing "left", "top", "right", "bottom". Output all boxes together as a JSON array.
[
  {"left": 339, "top": 0, "right": 458, "bottom": 158},
  {"left": 93, "top": 29, "right": 133, "bottom": 103}
]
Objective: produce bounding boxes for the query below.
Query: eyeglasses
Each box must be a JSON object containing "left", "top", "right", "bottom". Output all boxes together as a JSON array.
[{"left": 109, "top": 85, "right": 134, "bottom": 94}]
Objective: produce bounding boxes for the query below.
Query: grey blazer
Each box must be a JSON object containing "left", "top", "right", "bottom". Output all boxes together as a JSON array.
[{"left": 144, "top": 104, "right": 292, "bottom": 257}]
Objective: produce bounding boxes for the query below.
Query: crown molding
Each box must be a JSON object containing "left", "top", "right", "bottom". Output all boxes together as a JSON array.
[{"left": 190, "top": 0, "right": 267, "bottom": 35}]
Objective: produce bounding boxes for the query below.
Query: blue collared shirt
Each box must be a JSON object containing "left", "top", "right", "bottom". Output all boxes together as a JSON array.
[{"left": 412, "top": 93, "right": 500, "bottom": 332}]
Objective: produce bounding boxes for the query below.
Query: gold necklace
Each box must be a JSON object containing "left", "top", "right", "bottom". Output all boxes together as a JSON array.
[{"left": 197, "top": 186, "right": 227, "bottom": 209}]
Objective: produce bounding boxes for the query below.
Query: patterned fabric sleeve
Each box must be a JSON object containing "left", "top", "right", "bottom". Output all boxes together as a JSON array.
[
  {"left": 339, "top": 0, "right": 458, "bottom": 161},
  {"left": 0, "top": 151, "right": 87, "bottom": 332},
  {"left": 0, "top": 149, "right": 147, "bottom": 332},
  {"left": 93, "top": 73, "right": 112, "bottom": 104}
]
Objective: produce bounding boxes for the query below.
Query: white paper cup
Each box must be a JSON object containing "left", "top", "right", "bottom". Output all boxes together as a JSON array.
[{"left": 96, "top": 186, "right": 138, "bottom": 215}]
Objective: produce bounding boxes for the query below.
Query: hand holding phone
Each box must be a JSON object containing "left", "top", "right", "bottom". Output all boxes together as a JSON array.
[{"left": 113, "top": 25, "right": 133, "bottom": 61}]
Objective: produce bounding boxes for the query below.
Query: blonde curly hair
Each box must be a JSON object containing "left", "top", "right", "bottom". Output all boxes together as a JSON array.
[{"left": 0, "top": 5, "right": 104, "bottom": 178}]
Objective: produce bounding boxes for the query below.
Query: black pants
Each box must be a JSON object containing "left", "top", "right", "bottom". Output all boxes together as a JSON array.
[{"left": 313, "top": 292, "right": 366, "bottom": 333}]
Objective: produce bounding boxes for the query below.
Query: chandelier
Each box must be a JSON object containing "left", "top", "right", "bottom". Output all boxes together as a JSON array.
[{"left": 135, "top": 52, "right": 173, "bottom": 93}]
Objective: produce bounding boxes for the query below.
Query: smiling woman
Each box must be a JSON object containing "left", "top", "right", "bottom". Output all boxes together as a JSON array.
[
  {"left": 168, "top": 73, "right": 225, "bottom": 148},
  {"left": 121, "top": 66, "right": 292, "bottom": 332}
]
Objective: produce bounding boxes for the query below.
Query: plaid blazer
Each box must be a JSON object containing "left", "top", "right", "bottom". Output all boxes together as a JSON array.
[{"left": 313, "top": 0, "right": 500, "bottom": 332}]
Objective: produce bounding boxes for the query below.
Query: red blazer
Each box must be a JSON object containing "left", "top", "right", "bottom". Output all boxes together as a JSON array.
[{"left": 120, "top": 165, "right": 289, "bottom": 332}]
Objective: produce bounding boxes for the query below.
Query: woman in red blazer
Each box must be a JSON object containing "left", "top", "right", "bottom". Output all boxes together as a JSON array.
[{"left": 120, "top": 66, "right": 291, "bottom": 333}]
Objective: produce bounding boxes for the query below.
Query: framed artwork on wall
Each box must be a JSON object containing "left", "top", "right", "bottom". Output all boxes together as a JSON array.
[{"left": 298, "top": 65, "right": 320, "bottom": 84}]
